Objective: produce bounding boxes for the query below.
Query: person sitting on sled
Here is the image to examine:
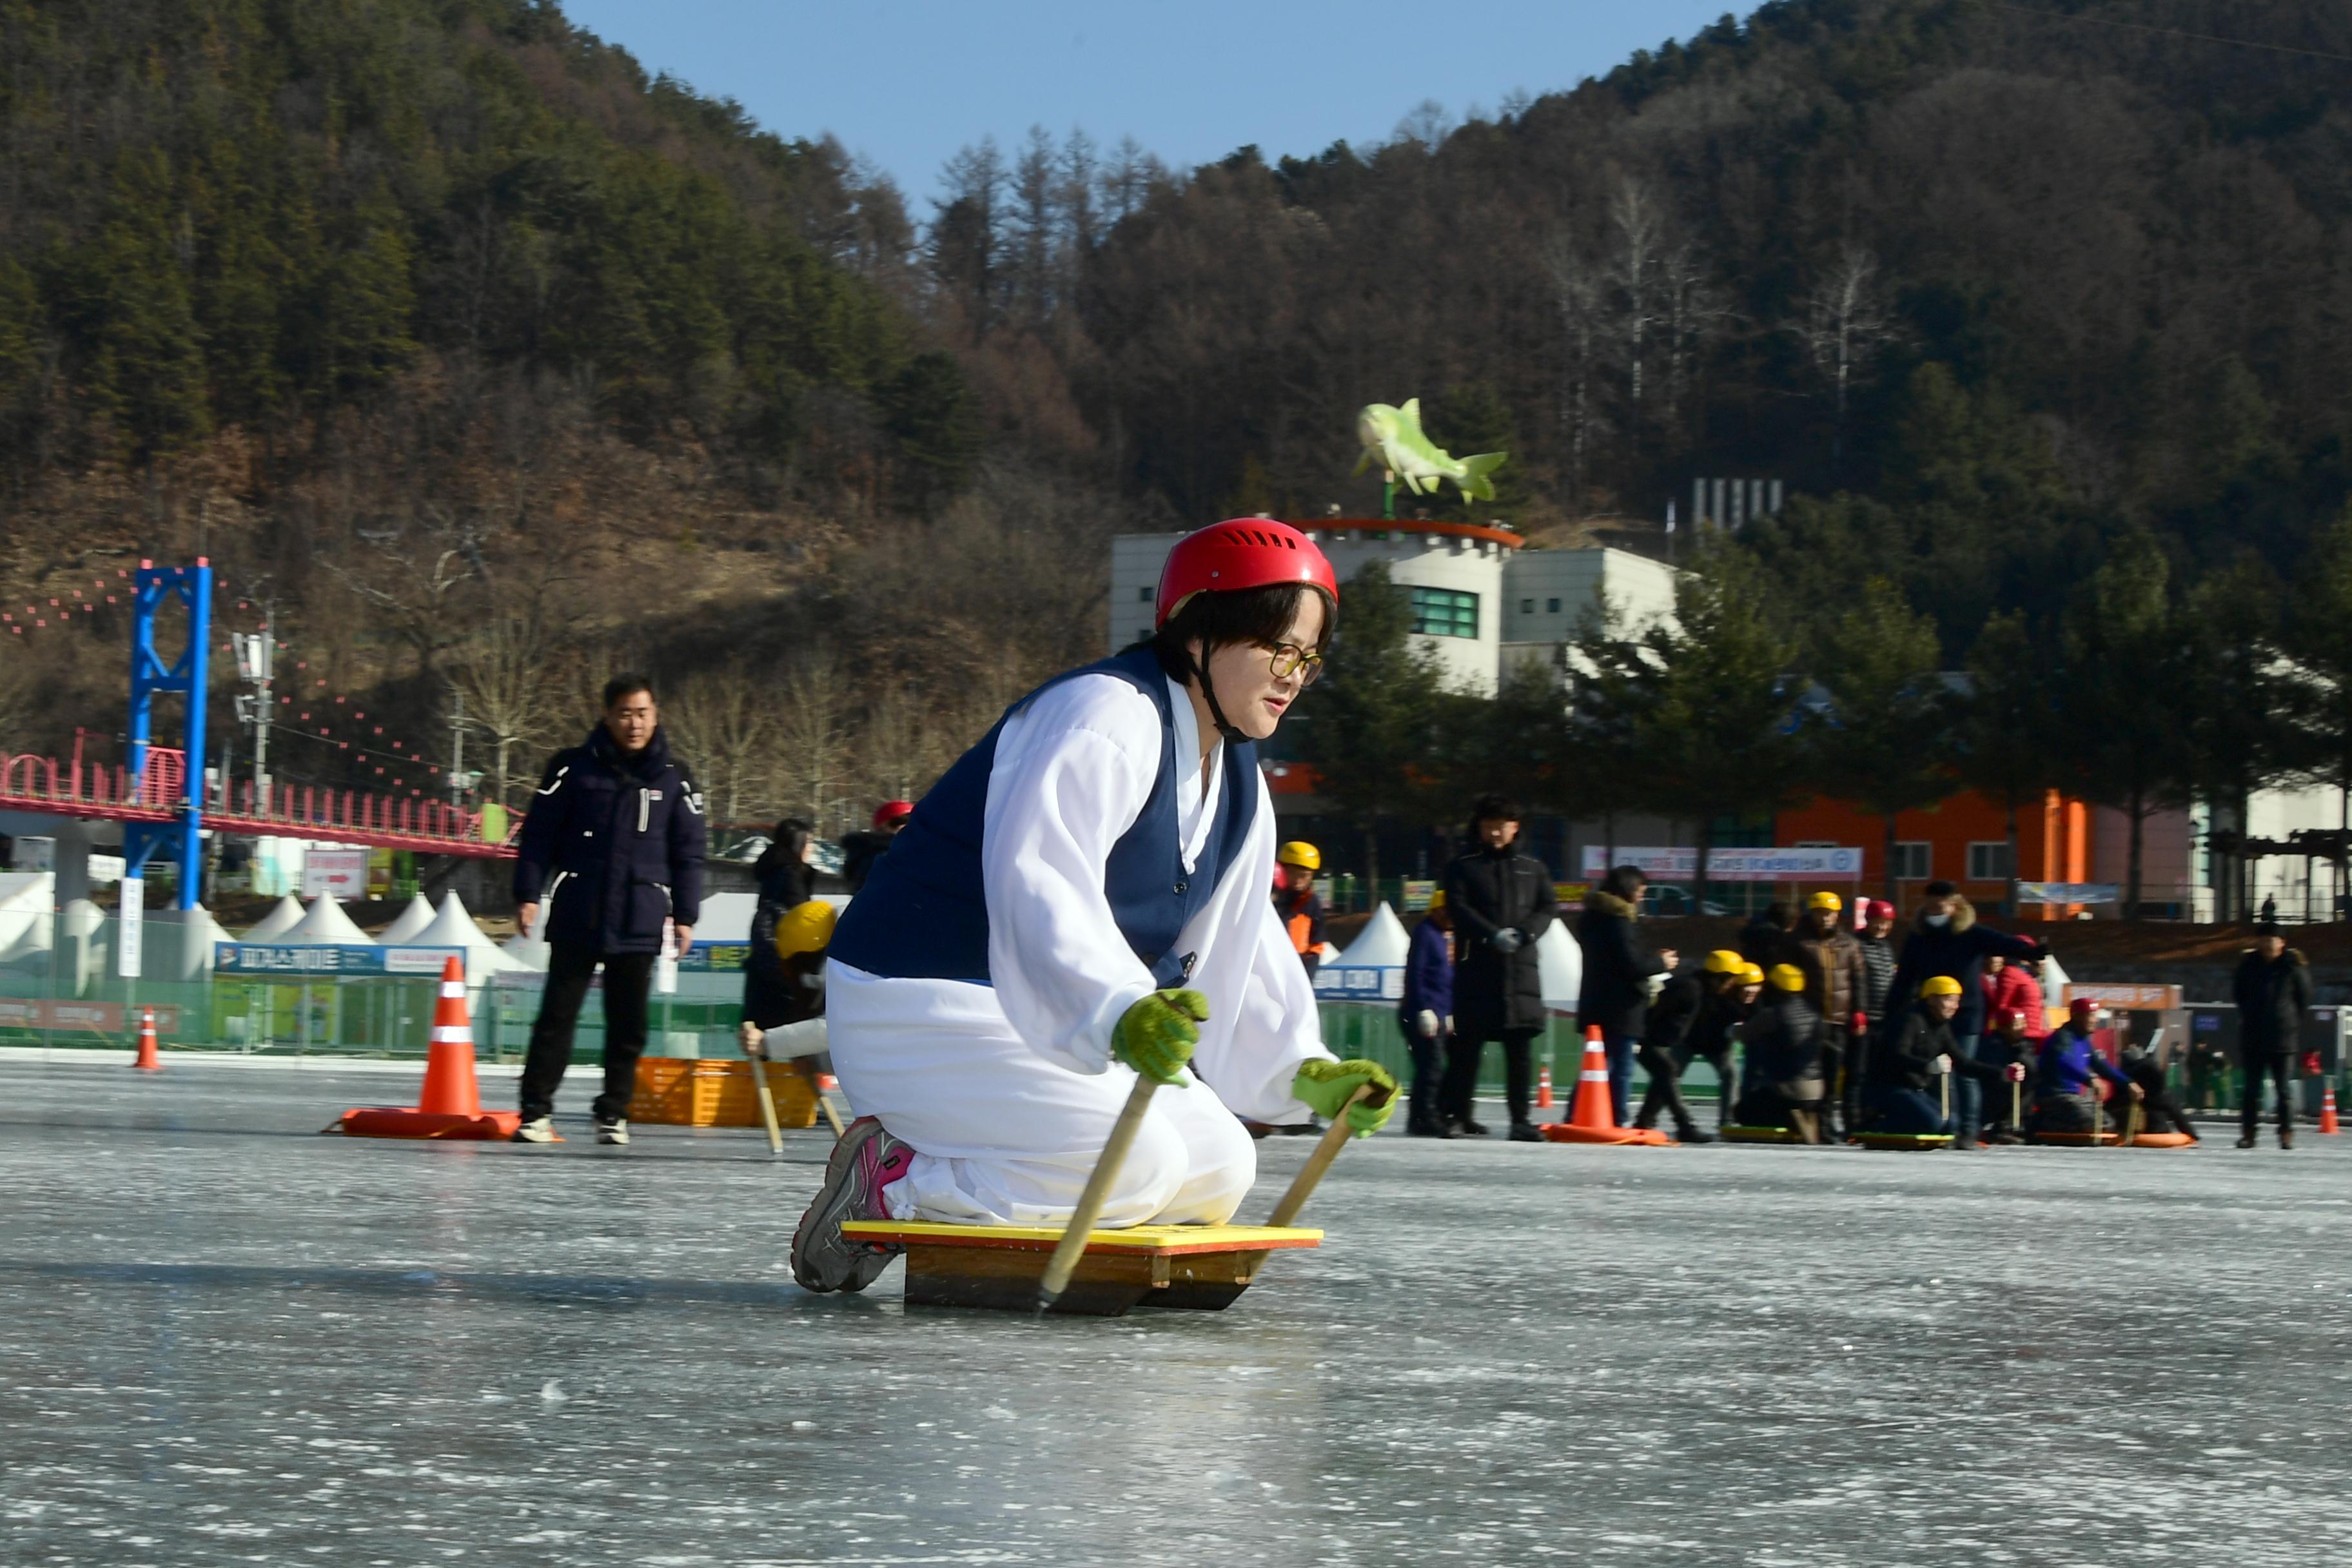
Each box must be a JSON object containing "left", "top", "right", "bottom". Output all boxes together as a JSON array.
[{"left": 790, "top": 519, "right": 1399, "bottom": 1294}]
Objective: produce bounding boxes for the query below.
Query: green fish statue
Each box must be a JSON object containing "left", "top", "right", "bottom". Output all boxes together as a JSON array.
[{"left": 1353, "top": 398, "right": 1507, "bottom": 503}]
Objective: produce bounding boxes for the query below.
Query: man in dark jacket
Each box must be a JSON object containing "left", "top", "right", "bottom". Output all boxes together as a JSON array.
[
  {"left": 1573, "top": 860, "right": 1667, "bottom": 1130},
  {"left": 1631, "top": 950, "right": 1714, "bottom": 1142},
  {"left": 1676, "top": 957, "right": 1758, "bottom": 1133},
  {"left": 1400, "top": 893, "right": 1455, "bottom": 1137},
  {"left": 1861, "top": 975, "right": 2011, "bottom": 1137},
  {"left": 2232, "top": 923, "right": 2313, "bottom": 1149},
  {"left": 1443, "top": 795, "right": 1560, "bottom": 1141},
  {"left": 511, "top": 675, "right": 707, "bottom": 1146},
  {"left": 1883, "top": 881, "right": 2047, "bottom": 1151}
]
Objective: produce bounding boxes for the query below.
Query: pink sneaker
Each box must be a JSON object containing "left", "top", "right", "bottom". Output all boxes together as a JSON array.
[{"left": 790, "top": 1117, "right": 914, "bottom": 1293}]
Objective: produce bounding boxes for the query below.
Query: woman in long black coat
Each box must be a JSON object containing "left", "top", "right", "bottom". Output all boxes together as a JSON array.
[
  {"left": 1440, "top": 794, "right": 1559, "bottom": 1141},
  {"left": 742, "top": 818, "right": 818, "bottom": 1030},
  {"left": 1574, "top": 862, "right": 1667, "bottom": 1126}
]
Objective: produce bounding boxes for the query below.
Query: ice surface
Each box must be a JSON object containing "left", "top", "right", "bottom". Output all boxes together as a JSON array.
[{"left": 4, "top": 1059, "right": 2350, "bottom": 1565}]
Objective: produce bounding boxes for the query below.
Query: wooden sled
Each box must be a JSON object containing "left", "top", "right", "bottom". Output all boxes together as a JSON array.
[
  {"left": 1852, "top": 1131, "right": 1954, "bottom": 1151},
  {"left": 1721, "top": 1124, "right": 1806, "bottom": 1144},
  {"left": 838, "top": 1220, "right": 1320, "bottom": 1316},
  {"left": 2031, "top": 1130, "right": 2122, "bottom": 1146}
]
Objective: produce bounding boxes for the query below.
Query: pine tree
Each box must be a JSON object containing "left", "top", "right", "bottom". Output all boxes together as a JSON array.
[{"left": 1809, "top": 578, "right": 1959, "bottom": 903}]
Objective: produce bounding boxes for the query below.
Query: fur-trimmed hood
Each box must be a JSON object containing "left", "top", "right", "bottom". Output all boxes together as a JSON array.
[
  {"left": 1916, "top": 895, "right": 1975, "bottom": 935},
  {"left": 1585, "top": 890, "right": 1638, "bottom": 920},
  {"left": 2240, "top": 945, "right": 2309, "bottom": 967}
]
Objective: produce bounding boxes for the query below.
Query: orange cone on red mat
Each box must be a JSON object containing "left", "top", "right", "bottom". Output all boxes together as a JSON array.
[
  {"left": 1542, "top": 1024, "right": 1674, "bottom": 1146},
  {"left": 334, "top": 957, "right": 521, "bottom": 1140},
  {"left": 2323, "top": 1083, "right": 2340, "bottom": 1136},
  {"left": 131, "top": 1006, "right": 161, "bottom": 1072},
  {"left": 1536, "top": 1064, "right": 1554, "bottom": 1110}
]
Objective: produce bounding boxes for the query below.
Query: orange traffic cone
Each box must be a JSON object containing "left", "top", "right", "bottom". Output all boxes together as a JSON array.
[
  {"left": 131, "top": 1006, "right": 161, "bottom": 1071},
  {"left": 1536, "top": 1064, "right": 1554, "bottom": 1110},
  {"left": 1542, "top": 1024, "right": 1674, "bottom": 1146},
  {"left": 2322, "top": 1083, "right": 2340, "bottom": 1136},
  {"left": 333, "top": 957, "right": 521, "bottom": 1140}
]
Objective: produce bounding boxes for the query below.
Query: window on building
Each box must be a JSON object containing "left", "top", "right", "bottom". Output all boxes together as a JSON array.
[
  {"left": 1547, "top": 597, "right": 1562, "bottom": 613},
  {"left": 1967, "top": 841, "right": 2013, "bottom": 881},
  {"left": 1520, "top": 598, "right": 1534, "bottom": 614},
  {"left": 1409, "top": 586, "right": 1480, "bottom": 639},
  {"left": 1137, "top": 585, "right": 1152, "bottom": 602},
  {"left": 1892, "top": 842, "right": 1932, "bottom": 881}
]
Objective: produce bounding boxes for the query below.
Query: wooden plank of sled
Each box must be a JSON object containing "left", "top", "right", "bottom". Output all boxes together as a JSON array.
[
  {"left": 1853, "top": 1132, "right": 1954, "bottom": 1150},
  {"left": 840, "top": 1220, "right": 1322, "bottom": 1317},
  {"left": 1720, "top": 1125, "right": 1805, "bottom": 1144},
  {"left": 2030, "top": 1131, "right": 2123, "bottom": 1146}
]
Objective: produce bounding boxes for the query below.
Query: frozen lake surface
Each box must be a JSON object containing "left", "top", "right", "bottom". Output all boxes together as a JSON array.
[{"left": 4, "top": 1056, "right": 2349, "bottom": 1566}]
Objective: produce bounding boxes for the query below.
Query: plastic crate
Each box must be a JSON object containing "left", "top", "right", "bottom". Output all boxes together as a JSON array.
[{"left": 627, "top": 1059, "right": 819, "bottom": 1128}]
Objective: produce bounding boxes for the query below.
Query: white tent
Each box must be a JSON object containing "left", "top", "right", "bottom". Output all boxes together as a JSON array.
[
  {"left": 151, "top": 904, "right": 236, "bottom": 980},
  {"left": 413, "top": 892, "right": 531, "bottom": 979},
  {"left": 0, "top": 871, "right": 55, "bottom": 966},
  {"left": 1538, "top": 921, "right": 1583, "bottom": 1012},
  {"left": 2039, "top": 951, "right": 2072, "bottom": 1010},
  {"left": 1335, "top": 902, "right": 1410, "bottom": 968},
  {"left": 376, "top": 894, "right": 435, "bottom": 945},
  {"left": 502, "top": 922, "right": 550, "bottom": 970},
  {"left": 283, "top": 895, "right": 375, "bottom": 945},
  {"left": 240, "top": 894, "right": 305, "bottom": 941}
]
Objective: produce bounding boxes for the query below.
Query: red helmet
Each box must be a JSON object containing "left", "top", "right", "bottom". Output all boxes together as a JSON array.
[
  {"left": 1155, "top": 519, "right": 1338, "bottom": 628},
  {"left": 873, "top": 799, "right": 914, "bottom": 828},
  {"left": 1867, "top": 899, "right": 1897, "bottom": 922},
  {"left": 2068, "top": 996, "right": 2097, "bottom": 1019}
]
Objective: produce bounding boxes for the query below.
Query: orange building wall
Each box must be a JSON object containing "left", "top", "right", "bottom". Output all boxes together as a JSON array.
[{"left": 1774, "top": 790, "right": 2092, "bottom": 917}]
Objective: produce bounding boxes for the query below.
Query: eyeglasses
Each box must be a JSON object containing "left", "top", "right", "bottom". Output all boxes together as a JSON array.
[{"left": 1266, "top": 643, "right": 1324, "bottom": 686}]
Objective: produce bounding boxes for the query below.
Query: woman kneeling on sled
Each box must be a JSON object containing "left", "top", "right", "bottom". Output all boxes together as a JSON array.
[{"left": 792, "top": 519, "right": 1398, "bottom": 1293}]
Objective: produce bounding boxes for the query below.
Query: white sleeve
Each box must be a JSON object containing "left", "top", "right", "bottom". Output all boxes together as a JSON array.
[
  {"left": 983, "top": 676, "right": 1162, "bottom": 1074},
  {"left": 1184, "top": 770, "right": 1335, "bottom": 1123}
]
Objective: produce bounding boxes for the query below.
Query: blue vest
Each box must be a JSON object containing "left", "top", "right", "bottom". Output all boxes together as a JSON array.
[{"left": 827, "top": 647, "right": 1259, "bottom": 988}]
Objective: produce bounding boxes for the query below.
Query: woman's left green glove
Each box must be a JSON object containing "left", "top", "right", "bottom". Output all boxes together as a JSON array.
[{"left": 1291, "top": 1058, "right": 1400, "bottom": 1136}]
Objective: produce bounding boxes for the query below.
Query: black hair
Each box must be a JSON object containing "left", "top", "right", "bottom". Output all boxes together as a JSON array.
[
  {"left": 1600, "top": 863, "right": 1647, "bottom": 899},
  {"left": 1140, "top": 581, "right": 1335, "bottom": 685},
  {"left": 753, "top": 817, "right": 814, "bottom": 879},
  {"left": 603, "top": 672, "right": 656, "bottom": 708},
  {"left": 1763, "top": 900, "right": 1795, "bottom": 930},
  {"left": 1471, "top": 794, "right": 1524, "bottom": 827},
  {"left": 1923, "top": 879, "right": 1957, "bottom": 899}
]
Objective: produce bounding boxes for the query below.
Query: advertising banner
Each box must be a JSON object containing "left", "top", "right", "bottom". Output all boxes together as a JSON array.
[
  {"left": 1580, "top": 846, "right": 1863, "bottom": 882},
  {"left": 0, "top": 999, "right": 182, "bottom": 1032},
  {"left": 215, "top": 943, "right": 466, "bottom": 979},
  {"left": 302, "top": 848, "right": 369, "bottom": 899},
  {"left": 2016, "top": 883, "right": 2120, "bottom": 905}
]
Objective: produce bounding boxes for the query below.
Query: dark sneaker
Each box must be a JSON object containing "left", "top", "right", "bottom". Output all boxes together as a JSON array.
[
  {"left": 2237, "top": 1135, "right": 2258, "bottom": 1149},
  {"left": 595, "top": 1119, "right": 629, "bottom": 1146},
  {"left": 1676, "top": 1126, "right": 1716, "bottom": 1144},
  {"left": 1507, "top": 1121, "right": 1542, "bottom": 1142},
  {"left": 1455, "top": 1117, "right": 1490, "bottom": 1137},
  {"left": 511, "top": 1116, "right": 556, "bottom": 1144},
  {"left": 2281, "top": 1128, "right": 2295, "bottom": 1150},
  {"left": 791, "top": 1117, "right": 915, "bottom": 1294}
]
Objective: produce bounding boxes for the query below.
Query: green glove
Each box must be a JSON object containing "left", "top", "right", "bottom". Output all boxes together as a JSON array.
[
  {"left": 1112, "top": 989, "right": 1207, "bottom": 1085},
  {"left": 1291, "top": 1058, "right": 1400, "bottom": 1137}
]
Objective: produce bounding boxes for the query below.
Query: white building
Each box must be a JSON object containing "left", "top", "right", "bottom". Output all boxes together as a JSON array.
[{"left": 1109, "top": 519, "right": 1679, "bottom": 696}]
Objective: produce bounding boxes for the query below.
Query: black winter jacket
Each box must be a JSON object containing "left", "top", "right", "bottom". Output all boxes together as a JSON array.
[
  {"left": 2232, "top": 947, "right": 2313, "bottom": 1055},
  {"left": 1446, "top": 845, "right": 1559, "bottom": 1034},
  {"left": 1883, "top": 896, "right": 2042, "bottom": 1041},
  {"left": 1573, "top": 888, "right": 1663, "bottom": 1039},
  {"left": 513, "top": 726, "right": 707, "bottom": 955},
  {"left": 1743, "top": 993, "right": 1825, "bottom": 1089},
  {"left": 1871, "top": 1002, "right": 2004, "bottom": 1092},
  {"left": 1681, "top": 981, "right": 1748, "bottom": 1061},
  {"left": 743, "top": 858, "right": 814, "bottom": 1028},
  {"left": 1642, "top": 968, "right": 1705, "bottom": 1054}
]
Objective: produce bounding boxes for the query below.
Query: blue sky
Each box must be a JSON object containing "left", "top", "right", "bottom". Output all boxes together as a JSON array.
[{"left": 559, "top": 1, "right": 1749, "bottom": 207}]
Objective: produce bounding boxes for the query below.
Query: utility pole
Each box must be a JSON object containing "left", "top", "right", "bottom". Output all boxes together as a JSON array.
[
  {"left": 234, "top": 606, "right": 273, "bottom": 813},
  {"left": 449, "top": 687, "right": 465, "bottom": 809}
]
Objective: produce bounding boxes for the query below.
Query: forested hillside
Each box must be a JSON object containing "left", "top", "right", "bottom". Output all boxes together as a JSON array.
[{"left": 3, "top": 0, "right": 2348, "bottom": 838}]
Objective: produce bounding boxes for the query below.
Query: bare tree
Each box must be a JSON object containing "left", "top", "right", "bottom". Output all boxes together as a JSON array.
[
  {"left": 1789, "top": 244, "right": 1897, "bottom": 476},
  {"left": 447, "top": 609, "right": 564, "bottom": 808},
  {"left": 1605, "top": 177, "right": 1668, "bottom": 424},
  {"left": 1542, "top": 228, "right": 1607, "bottom": 509},
  {"left": 665, "top": 658, "right": 781, "bottom": 827},
  {"left": 774, "top": 651, "right": 853, "bottom": 836}
]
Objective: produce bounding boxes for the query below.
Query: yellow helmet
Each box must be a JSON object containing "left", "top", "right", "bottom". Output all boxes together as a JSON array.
[
  {"left": 1807, "top": 891, "right": 1843, "bottom": 912},
  {"left": 1737, "top": 963, "right": 1765, "bottom": 986},
  {"left": 774, "top": 899, "right": 838, "bottom": 961},
  {"left": 1277, "top": 841, "right": 1322, "bottom": 871},
  {"left": 1704, "top": 948, "right": 1746, "bottom": 974},
  {"left": 1769, "top": 963, "right": 1807, "bottom": 992},
  {"left": 1425, "top": 888, "right": 1446, "bottom": 912},
  {"left": 1920, "top": 974, "right": 1964, "bottom": 998}
]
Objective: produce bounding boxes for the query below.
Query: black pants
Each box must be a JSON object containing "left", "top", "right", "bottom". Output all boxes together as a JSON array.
[
  {"left": 520, "top": 943, "right": 657, "bottom": 1122},
  {"left": 1633, "top": 1043, "right": 1697, "bottom": 1134},
  {"left": 2240, "top": 1050, "right": 2295, "bottom": 1138},
  {"left": 1401, "top": 1016, "right": 1447, "bottom": 1131},
  {"left": 1675, "top": 1044, "right": 1737, "bottom": 1132},
  {"left": 1444, "top": 1026, "right": 1537, "bottom": 1127}
]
